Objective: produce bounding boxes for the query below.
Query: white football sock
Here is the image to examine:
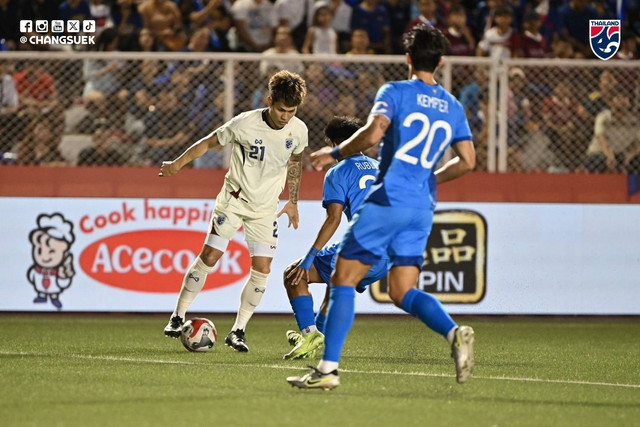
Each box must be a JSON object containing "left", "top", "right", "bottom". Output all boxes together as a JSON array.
[
  {"left": 317, "top": 360, "right": 339, "bottom": 374},
  {"left": 231, "top": 268, "right": 269, "bottom": 331},
  {"left": 173, "top": 257, "right": 213, "bottom": 319},
  {"left": 301, "top": 325, "right": 318, "bottom": 336}
]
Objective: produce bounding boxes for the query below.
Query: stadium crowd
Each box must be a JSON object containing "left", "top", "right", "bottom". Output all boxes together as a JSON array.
[{"left": 0, "top": 0, "right": 638, "bottom": 172}]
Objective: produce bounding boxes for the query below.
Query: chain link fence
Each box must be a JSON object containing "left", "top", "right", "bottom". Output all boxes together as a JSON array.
[{"left": 1, "top": 52, "right": 638, "bottom": 173}]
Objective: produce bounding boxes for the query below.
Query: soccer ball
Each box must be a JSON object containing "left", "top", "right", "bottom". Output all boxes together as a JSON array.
[{"left": 180, "top": 318, "right": 217, "bottom": 352}]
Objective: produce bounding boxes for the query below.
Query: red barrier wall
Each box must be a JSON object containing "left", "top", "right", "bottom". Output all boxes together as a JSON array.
[{"left": 0, "top": 166, "right": 634, "bottom": 203}]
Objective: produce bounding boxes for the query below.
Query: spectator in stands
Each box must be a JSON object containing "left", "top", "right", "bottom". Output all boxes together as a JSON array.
[
  {"left": 143, "top": 87, "right": 193, "bottom": 164},
  {"left": 123, "top": 59, "right": 164, "bottom": 134},
  {"left": 304, "top": 62, "right": 335, "bottom": 105},
  {"left": 345, "top": 28, "right": 381, "bottom": 83},
  {"left": 230, "top": 0, "right": 277, "bottom": 52},
  {"left": 615, "top": 29, "right": 637, "bottom": 60},
  {"left": 476, "top": 5, "right": 522, "bottom": 58},
  {"left": 194, "top": 90, "right": 226, "bottom": 168},
  {"left": 405, "top": 0, "right": 439, "bottom": 33},
  {"left": 383, "top": 0, "right": 411, "bottom": 54},
  {"left": 170, "top": 65, "right": 205, "bottom": 115},
  {"left": 507, "top": 67, "right": 534, "bottom": 150},
  {"left": 354, "top": 71, "right": 378, "bottom": 116},
  {"left": 187, "top": 1, "right": 232, "bottom": 51},
  {"left": 112, "top": 0, "right": 143, "bottom": 41},
  {"left": 77, "top": 90, "right": 124, "bottom": 133},
  {"left": 138, "top": 0, "right": 185, "bottom": 51},
  {"left": 329, "top": 0, "right": 354, "bottom": 52},
  {"left": 0, "top": 60, "right": 19, "bottom": 154},
  {"left": 459, "top": 67, "right": 489, "bottom": 122},
  {"left": 585, "top": 87, "right": 640, "bottom": 173},
  {"left": 20, "top": 0, "right": 61, "bottom": 23},
  {"left": 350, "top": 0, "right": 391, "bottom": 53},
  {"left": 275, "top": 0, "right": 312, "bottom": 51},
  {"left": 550, "top": 33, "right": 575, "bottom": 58},
  {"left": 542, "top": 79, "right": 588, "bottom": 171},
  {"left": 89, "top": 0, "right": 114, "bottom": 34},
  {"left": 442, "top": 5, "right": 476, "bottom": 56},
  {"left": 16, "top": 109, "right": 67, "bottom": 166},
  {"left": 521, "top": 10, "right": 549, "bottom": 58},
  {"left": 136, "top": 27, "right": 159, "bottom": 51},
  {"left": 83, "top": 28, "right": 124, "bottom": 97},
  {"left": 77, "top": 118, "right": 128, "bottom": 166},
  {"left": 472, "top": 0, "right": 506, "bottom": 42},
  {"left": 302, "top": 3, "right": 338, "bottom": 54},
  {"left": 556, "top": 0, "right": 599, "bottom": 58},
  {"left": 346, "top": 27, "right": 375, "bottom": 55},
  {"left": 59, "top": 0, "right": 91, "bottom": 22},
  {"left": 261, "top": 26, "right": 304, "bottom": 76},
  {"left": 13, "top": 61, "right": 58, "bottom": 119},
  {"left": 586, "top": 70, "right": 617, "bottom": 117},
  {"left": 0, "top": 0, "right": 20, "bottom": 50}
]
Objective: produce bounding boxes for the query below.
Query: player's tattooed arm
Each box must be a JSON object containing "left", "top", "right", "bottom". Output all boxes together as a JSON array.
[
  {"left": 287, "top": 152, "right": 303, "bottom": 204},
  {"left": 337, "top": 115, "right": 390, "bottom": 158}
]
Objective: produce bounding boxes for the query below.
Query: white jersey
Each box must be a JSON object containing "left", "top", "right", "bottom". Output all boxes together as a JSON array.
[{"left": 214, "top": 109, "right": 308, "bottom": 214}]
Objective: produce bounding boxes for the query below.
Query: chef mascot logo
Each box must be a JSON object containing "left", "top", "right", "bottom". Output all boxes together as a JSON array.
[{"left": 27, "top": 213, "right": 76, "bottom": 310}]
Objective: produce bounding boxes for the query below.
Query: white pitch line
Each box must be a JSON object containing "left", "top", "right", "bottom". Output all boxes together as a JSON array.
[{"left": 2, "top": 351, "right": 639, "bottom": 390}]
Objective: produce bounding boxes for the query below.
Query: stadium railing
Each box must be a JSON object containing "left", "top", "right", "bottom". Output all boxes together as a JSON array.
[{"left": 1, "top": 51, "right": 637, "bottom": 173}]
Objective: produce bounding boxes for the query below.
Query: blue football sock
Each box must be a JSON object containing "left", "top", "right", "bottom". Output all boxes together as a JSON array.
[
  {"left": 322, "top": 285, "right": 356, "bottom": 362},
  {"left": 401, "top": 288, "right": 456, "bottom": 337},
  {"left": 315, "top": 311, "right": 326, "bottom": 334},
  {"left": 290, "top": 295, "right": 316, "bottom": 332}
]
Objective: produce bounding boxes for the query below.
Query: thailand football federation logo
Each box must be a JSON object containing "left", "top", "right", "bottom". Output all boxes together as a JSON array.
[{"left": 589, "top": 20, "right": 621, "bottom": 60}]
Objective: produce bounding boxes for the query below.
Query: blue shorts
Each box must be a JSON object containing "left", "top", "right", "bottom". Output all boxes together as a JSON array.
[
  {"left": 338, "top": 202, "right": 433, "bottom": 268},
  {"left": 313, "top": 242, "right": 389, "bottom": 289}
]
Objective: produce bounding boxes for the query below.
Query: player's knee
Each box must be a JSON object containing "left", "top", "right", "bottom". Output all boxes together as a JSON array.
[
  {"left": 388, "top": 286, "right": 408, "bottom": 307},
  {"left": 252, "top": 263, "right": 271, "bottom": 275},
  {"left": 199, "top": 246, "right": 220, "bottom": 267}
]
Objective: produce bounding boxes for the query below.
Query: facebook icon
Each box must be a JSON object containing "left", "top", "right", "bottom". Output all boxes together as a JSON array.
[{"left": 19, "top": 20, "right": 32, "bottom": 33}]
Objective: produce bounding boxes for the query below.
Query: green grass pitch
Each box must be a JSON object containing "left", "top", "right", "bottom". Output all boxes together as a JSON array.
[{"left": 0, "top": 314, "right": 638, "bottom": 427}]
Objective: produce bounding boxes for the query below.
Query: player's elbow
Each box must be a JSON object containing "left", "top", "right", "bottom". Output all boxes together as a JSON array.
[{"left": 463, "top": 154, "right": 476, "bottom": 172}]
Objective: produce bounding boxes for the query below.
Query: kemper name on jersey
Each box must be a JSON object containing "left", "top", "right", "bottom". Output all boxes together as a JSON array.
[
  {"left": 417, "top": 94, "right": 449, "bottom": 113},
  {"left": 354, "top": 161, "right": 377, "bottom": 170}
]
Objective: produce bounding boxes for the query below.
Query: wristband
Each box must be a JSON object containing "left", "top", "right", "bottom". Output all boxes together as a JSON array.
[
  {"left": 299, "top": 247, "right": 319, "bottom": 271},
  {"left": 330, "top": 146, "right": 343, "bottom": 160}
]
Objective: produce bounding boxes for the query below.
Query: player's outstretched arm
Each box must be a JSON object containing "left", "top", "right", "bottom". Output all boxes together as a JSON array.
[
  {"left": 158, "top": 132, "right": 221, "bottom": 177},
  {"left": 310, "top": 115, "right": 389, "bottom": 170},
  {"left": 435, "top": 140, "right": 476, "bottom": 185},
  {"left": 278, "top": 152, "right": 303, "bottom": 228},
  {"left": 288, "top": 203, "right": 343, "bottom": 285}
]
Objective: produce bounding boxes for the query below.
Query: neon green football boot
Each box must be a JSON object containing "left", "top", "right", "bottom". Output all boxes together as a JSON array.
[
  {"left": 283, "top": 331, "right": 324, "bottom": 360},
  {"left": 286, "top": 329, "right": 303, "bottom": 347}
]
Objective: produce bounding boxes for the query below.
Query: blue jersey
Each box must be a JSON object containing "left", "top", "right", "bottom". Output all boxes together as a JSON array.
[
  {"left": 322, "top": 154, "right": 379, "bottom": 220},
  {"left": 366, "top": 80, "right": 472, "bottom": 210}
]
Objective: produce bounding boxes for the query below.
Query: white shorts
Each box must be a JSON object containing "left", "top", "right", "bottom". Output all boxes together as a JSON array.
[{"left": 205, "top": 199, "right": 278, "bottom": 258}]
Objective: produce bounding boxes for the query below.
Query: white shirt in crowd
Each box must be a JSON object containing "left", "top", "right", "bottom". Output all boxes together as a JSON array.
[
  {"left": 312, "top": 27, "right": 337, "bottom": 54},
  {"left": 259, "top": 48, "right": 305, "bottom": 75},
  {"left": 231, "top": 0, "right": 278, "bottom": 48}
]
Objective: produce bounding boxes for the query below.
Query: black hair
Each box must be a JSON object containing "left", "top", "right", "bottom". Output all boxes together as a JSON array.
[
  {"left": 95, "top": 27, "right": 118, "bottom": 52},
  {"left": 402, "top": 24, "right": 449, "bottom": 73},
  {"left": 494, "top": 5, "right": 513, "bottom": 16},
  {"left": 324, "top": 116, "right": 364, "bottom": 145}
]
